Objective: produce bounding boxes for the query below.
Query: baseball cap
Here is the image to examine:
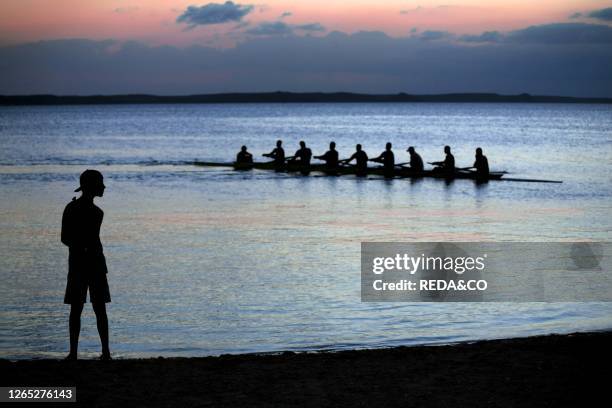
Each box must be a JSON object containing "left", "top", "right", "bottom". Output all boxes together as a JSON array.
[{"left": 74, "top": 169, "right": 104, "bottom": 192}]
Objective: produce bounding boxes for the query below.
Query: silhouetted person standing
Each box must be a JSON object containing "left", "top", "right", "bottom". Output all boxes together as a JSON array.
[
  {"left": 372, "top": 142, "right": 395, "bottom": 178},
  {"left": 236, "top": 145, "right": 253, "bottom": 164},
  {"left": 263, "top": 140, "right": 285, "bottom": 170},
  {"left": 407, "top": 146, "right": 424, "bottom": 172},
  {"left": 471, "top": 147, "right": 489, "bottom": 178},
  {"left": 431, "top": 145, "right": 455, "bottom": 175},
  {"left": 62, "top": 169, "right": 111, "bottom": 360},
  {"left": 341, "top": 144, "right": 369, "bottom": 177},
  {"left": 314, "top": 141, "right": 339, "bottom": 172}
]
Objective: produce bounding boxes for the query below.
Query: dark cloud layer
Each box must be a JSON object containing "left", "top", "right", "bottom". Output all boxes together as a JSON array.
[
  {"left": 295, "top": 23, "right": 326, "bottom": 32},
  {"left": 419, "top": 30, "right": 453, "bottom": 41},
  {"left": 1, "top": 23, "right": 611, "bottom": 97},
  {"left": 506, "top": 23, "right": 612, "bottom": 44},
  {"left": 588, "top": 7, "right": 612, "bottom": 21},
  {"left": 569, "top": 7, "right": 612, "bottom": 21},
  {"left": 177, "top": 1, "right": 254, "bottom": 27},
  {"left": 457, "top": 23, "right": 612, "bottom": 44},
  {"left": 246, "top": 21, "right": 326, "bottom": 35},
  {"left": 246, "top": 21, "right": 293, "bottom": 35},
  {"left": 460, "top": 31, "right": 502, "bottom": 43}
]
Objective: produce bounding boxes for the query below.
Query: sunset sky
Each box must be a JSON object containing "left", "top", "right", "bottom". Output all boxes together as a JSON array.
[{"left": 1, "top": 1, "right": 611, "bottom": 95}]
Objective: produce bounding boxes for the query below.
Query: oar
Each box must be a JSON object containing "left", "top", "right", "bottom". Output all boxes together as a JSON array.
[
  {"left": 338, "top": 159, "right": 354, "bottom": 166},
  {"left": 457, "top": 167, "right": 509, "bottom": 174},
  {"left": 455, "top": 168, "right": 561, "bottom": 183},
  {"left": 500, "top": 177, "right": 562, "bottom": 183}
]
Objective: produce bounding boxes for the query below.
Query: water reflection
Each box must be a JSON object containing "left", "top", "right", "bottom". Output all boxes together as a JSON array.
[{"left": 0, "top": 102, "right": 611, "bottom": 359}]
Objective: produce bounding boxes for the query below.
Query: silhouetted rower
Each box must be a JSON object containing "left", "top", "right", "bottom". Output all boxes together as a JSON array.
[
  {"left": 341, "top": 144, "right": 369, "bottom": 176},
  {"left": 314, "top": 141, "right": 339, "bottom": 171},
  {"left": 263, "top": 140, "right": 285, "bottom": 169},
  {"left": 286, "top": 140, "right": 312, "bottom": 175},
  {"left": 407, "top": 146, "right": 424, "bottom": 172},
  {"left": 236, "top": 145, "right": 253, "bottom": 164},
  {"left": 431, "top": 145, "right": 455, "bottom": 175},
  {"left": 62, "top": 169, "right": 111, "bottom": 361},
  {"left": 289, "top": 140, "right": 312, "bottom": 165},
  {"left": 471, "top": 147, "right": 489, "bottom": 178},
  {"left": 371, "top": 142, "right": 395, "bottom": 178}
]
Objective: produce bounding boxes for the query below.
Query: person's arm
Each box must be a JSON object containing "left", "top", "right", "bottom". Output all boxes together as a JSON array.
[
  {"left": 61, "top": 204, "right": 80, "bottom": 249},
  {"left": 286, "top": 149, "right": 300, "bottom": 161},
  {"left": 370, "top": 152, "right": 383, "bottom": 162},
  {"left": 341, "top": 152, "right": 357, "bottom": 163},
  {"left": 61, "top": 206, "right": 72, "bottom": 247},
  {"left": 471, "top": 158, "right": 488, "bottom": 173},
  {"left": 413, "top": 156, "right": 425, "bottom": 170},
  {"left": 440, "top": 154, "right": 454, "bottom": 168}
]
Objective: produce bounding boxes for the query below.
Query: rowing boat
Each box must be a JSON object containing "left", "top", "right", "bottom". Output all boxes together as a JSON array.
[{"left": 192, "top": 161, "right": 562, "bottom": 183}]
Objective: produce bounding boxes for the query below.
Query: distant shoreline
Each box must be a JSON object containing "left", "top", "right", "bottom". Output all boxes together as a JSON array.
[
  {"left": 1, "top": 331, "right": 608, "bottom": 407},
  {"left": 2, "top": 92, "right": 612, "bottom": 106}
]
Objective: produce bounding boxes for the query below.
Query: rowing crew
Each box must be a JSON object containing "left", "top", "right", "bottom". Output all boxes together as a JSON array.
[{"left": 237, "top": 141, "right": 490, "bottom": 178}]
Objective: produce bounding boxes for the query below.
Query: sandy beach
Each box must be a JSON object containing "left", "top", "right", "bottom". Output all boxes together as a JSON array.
[{"left": 2, "top": 331, "right": 608, "bottom": 407}]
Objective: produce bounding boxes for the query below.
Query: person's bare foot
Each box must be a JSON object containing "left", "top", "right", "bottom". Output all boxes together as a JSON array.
[{"left": 99, "top": 352, "right": 112, "bottom": 361}]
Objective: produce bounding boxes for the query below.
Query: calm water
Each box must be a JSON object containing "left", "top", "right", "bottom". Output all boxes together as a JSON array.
[{"left": 1, "top": 103, "right": 611, "bottom": 359}]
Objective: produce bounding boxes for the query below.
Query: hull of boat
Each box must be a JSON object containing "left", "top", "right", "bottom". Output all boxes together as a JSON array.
[{"left": 194, "top": 161, "right": 505, "bottom": 181}]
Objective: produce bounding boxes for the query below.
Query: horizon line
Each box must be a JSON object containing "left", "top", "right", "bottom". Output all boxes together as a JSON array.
[{"left": 2, "top": 91, "right": 611, "bottom": 105}]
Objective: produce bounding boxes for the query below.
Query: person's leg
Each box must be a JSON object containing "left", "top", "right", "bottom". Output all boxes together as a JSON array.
[
  {"left": 68, "top": 302, "right": 84, "bottom": 359},
  {"left": 92, "top": 302, "right": 110, "bottom": 358}
]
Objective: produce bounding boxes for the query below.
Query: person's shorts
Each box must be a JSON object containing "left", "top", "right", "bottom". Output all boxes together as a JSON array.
[
  {"left": 64, "top": 270, "right": 111, "bottom": 304},
  {"left": 64, "top": 252, "right": 111, "bottom": 304}
]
